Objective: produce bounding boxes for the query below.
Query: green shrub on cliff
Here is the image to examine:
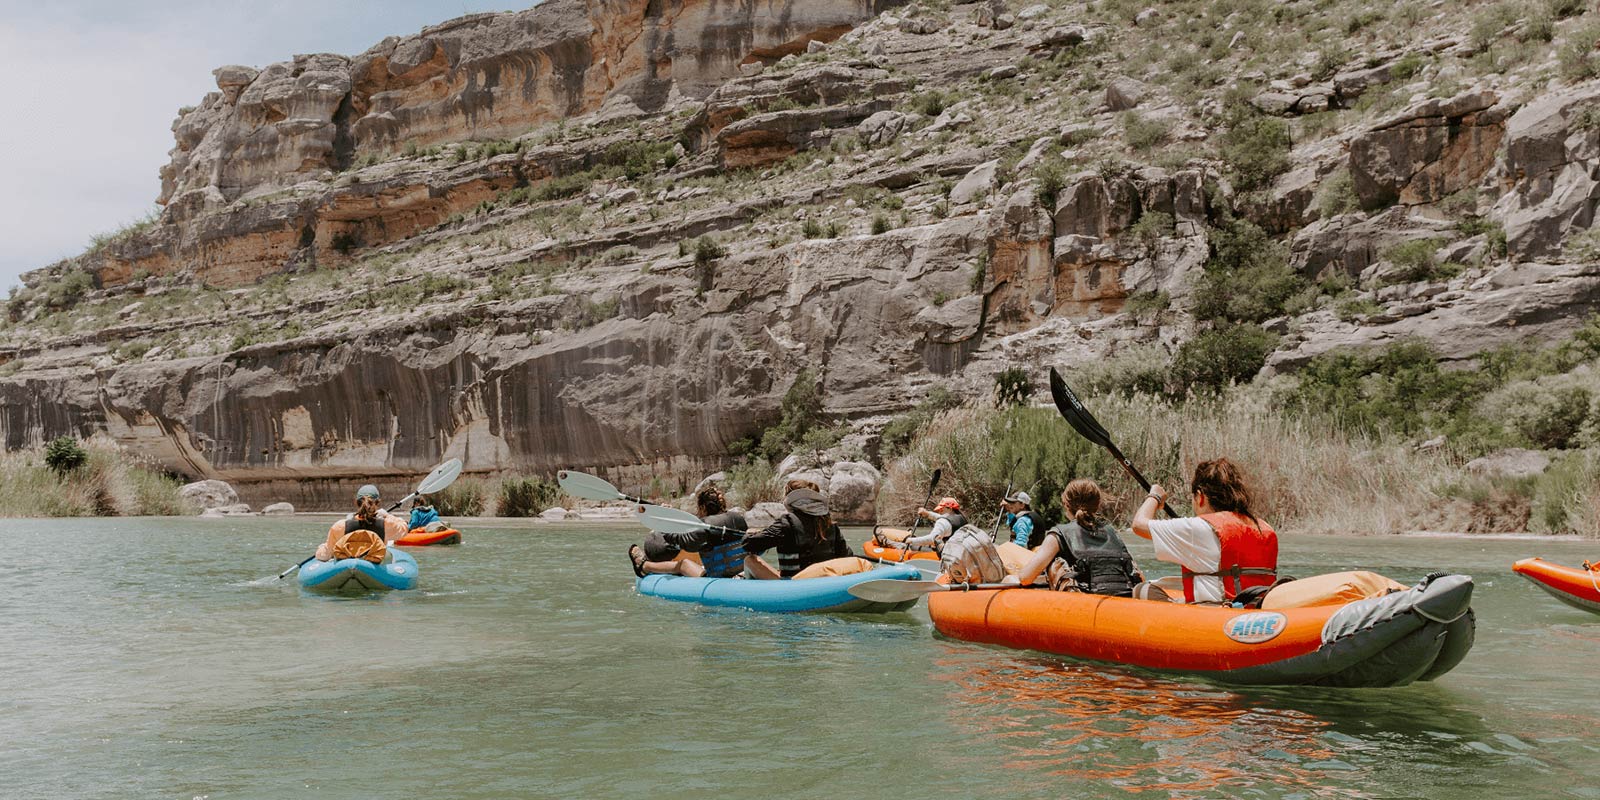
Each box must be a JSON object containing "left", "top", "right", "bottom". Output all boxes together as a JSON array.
[
  {"left": 1218, "top": 105, "right": 1291, "bottom": 192},
  {"left": 45, "top": 436, "right": 88, "bottom": 474}
]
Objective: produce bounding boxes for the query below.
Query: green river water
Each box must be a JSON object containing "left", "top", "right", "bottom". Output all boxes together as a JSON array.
[{"left": 3, "top": 517, "right": 1598, "bottom": 799}]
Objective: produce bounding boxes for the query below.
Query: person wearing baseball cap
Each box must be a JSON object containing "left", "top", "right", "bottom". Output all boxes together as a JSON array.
[
  {"left": 314, "top": 483, "right": 408, "bottom": 562},
  {"left": 899, "top": 496, "right": 968, "bottom": 552},
  {"left": 1001, "top": 490, "right": 1049, "bottom": 549}
]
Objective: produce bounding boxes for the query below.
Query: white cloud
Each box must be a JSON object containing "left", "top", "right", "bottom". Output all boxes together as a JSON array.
[{"left": 0, "top": 1, "right": 519, "bottom": 293}]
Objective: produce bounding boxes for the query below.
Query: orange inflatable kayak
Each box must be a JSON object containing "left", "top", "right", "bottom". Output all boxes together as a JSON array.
[
  {"left": 395, "top": 528, "right": 461, "bottom": 546},
  {"left": 927, "top": 572, "right": 1475, "bottom": 687},
  {"left": 1513, "top": 557, "right": 1600, "bottom": 614},
  {"left": 860, "top": 539, "right": 939, "bottom": 562}
]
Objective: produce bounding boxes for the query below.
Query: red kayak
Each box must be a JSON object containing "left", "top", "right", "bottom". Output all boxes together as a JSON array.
[
  {"left": 395, "top": 528, "right": 462, "bottom": 547},
  {"left": 1513, "top": 557, "right": 1600, "bottom": 614}
]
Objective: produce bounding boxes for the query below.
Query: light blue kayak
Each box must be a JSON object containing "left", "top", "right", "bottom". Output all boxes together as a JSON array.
[
  {"left": 299, "top": 549, "right": 419, "bottom": 594},
  {"left": 636, "top": 563, "right": 922, "bottom": 613}
]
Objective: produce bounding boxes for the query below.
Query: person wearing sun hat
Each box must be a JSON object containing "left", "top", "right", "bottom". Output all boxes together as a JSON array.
[
  {"left": 1001, "top": 489, "right": 1049, "bottom": 549},
  {"left": 895, "top": 496, "right": 967, "bottom": 553},
  {"left": 314, "top": 484, "right": 408, "bottom": 562}
]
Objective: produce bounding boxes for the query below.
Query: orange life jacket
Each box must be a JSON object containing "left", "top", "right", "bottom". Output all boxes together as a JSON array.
[{"left": 1180, "top": 512, "right": 1278, "bottom": 603}]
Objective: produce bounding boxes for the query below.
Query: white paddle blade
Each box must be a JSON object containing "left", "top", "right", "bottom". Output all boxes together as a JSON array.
[
  {"left": 558, "top": 470, "right": 625, "bottom": 501},
  {"left": 418, "top": 458, "right": 464, "bottom": 494},
  {"left": 635, "top": 504, "right": 710, "bottom": 534},
  {"left": 848, "top": 579, "right": 945, "bottom": 603}
]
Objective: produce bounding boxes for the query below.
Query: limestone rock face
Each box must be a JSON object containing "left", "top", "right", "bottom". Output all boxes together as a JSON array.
[
  {"left": 1349, "top": 90, "right": 1507, "bottom": 210},
  {"left": 746, "top": 501, "right": 788, "bottom": 531},
  {"left": 262, "top": 501, "right": 295, "bottom": 515},
  {"left": 180, "top": 479, "right": 238, "bottom": 510},
  {"left": 136, "top": 1, "right": 909, "bottom": 288},
  {"left": 1493, "top": 81, "right": 1600, "bottom": 260},
  {"left": 826, "top": 460, "right": 881, "bottom": 523}
]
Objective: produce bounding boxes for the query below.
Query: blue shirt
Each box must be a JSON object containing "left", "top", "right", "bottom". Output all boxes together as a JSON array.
[
  {"left": 408, "top": 507, "right": 440, "bottom": 529},
  {"left": 1006, "top": 512, "right": 1035, "bottom": 548}
]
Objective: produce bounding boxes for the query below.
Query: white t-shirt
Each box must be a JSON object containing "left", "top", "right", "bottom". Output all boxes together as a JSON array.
[
  {"left": 1147, "top": 517, "right": 1223, "bottom": 603},
  {"left": 904, "top": 517, "right": 954, "bottom": 548}
]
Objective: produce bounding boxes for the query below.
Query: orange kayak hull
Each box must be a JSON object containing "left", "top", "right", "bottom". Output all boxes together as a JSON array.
[
  {"left": 860, "top": 540, "right": 938, "bottom": 562},
  {"left": 927, "top": 573, "right": 1475, "bottom": 687},
  {"left": 396, "top": 528, "right": 462, "bottom": 546},
  {"left": 1513, "top": 557, "right": 1600, "bottom": 614}
]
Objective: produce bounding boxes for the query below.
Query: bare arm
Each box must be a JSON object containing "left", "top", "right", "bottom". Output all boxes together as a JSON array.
[
  {"left": 315, "top": 523, "right": 340, "bottom": 561},
  {"left": 1010, "top": 535, "right": 1062, "bottom": 585},
  {"left": 1131, "top": 484, "right": 1167, "bottom": 540}
]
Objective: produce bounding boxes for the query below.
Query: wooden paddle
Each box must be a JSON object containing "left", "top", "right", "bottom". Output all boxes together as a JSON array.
[{"left": 277, "top": 458, "right": 464, "bottom": 580}]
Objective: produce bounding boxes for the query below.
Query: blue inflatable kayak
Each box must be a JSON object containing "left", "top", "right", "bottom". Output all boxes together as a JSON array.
[
  {"left": 636, "top": 563, "right": 923, "bottom": 613},
  {"left": 299, "top": 549, "right": 419, "bottom": 593}
]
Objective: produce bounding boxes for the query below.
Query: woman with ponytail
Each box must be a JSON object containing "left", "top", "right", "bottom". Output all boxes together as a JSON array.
[
  {"left": 1005, "top": 479, "right": 1142, "bottom": 596},
  {"left": 315, "top": 484, "right": 408, "bottom": 563},
  {"left": 1132, "top": 458, "right": 1279, "bottom": 604}
]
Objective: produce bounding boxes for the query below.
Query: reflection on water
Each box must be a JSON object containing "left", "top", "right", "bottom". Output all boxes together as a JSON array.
[{"left": 937, "top": 650, "right": 1577, "bottom": 799}]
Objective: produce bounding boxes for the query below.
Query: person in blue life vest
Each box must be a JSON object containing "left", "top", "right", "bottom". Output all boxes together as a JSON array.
[
  {"left": 628, "top": 486, "right": 749, "bottom": 578},
  {"left": 1131, "top": 458, "right": 1279, "bottom": 604},
  {"left": 407, "top": 495, "right": 444, "bottom": 532},
  {"left": 1000, "top": 490, "right": 1049, "bottom": 549}
]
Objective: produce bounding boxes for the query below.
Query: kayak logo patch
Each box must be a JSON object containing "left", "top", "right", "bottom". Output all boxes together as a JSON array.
[{"left": 1224, "top": 611, "right": 1286, "bottom": 644}]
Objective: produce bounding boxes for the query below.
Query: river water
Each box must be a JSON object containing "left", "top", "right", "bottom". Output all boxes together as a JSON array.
[{"left": 2, "top": 517, "right": 1597, "bottom": 799}]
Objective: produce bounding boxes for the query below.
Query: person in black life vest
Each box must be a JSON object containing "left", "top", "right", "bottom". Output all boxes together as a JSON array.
[
  {"left": 315, "top": 484, "right": 407, "bottom": 562},
  {"left": 1000, "top": 490, "right": 1049, "bottom": 549},
  {"left": 1004, "top": 479, "right": 1142, "bottom": 595},
  {"left": 1131, "top": 458, "right": 1279, "bottom": 604},
  {"left": 741, "top": 482, "right": 854, "bottom": 579},
  {"left": 627, "top": 486, "right": 748, "bottom": 579},
  {"left": 894, "top": 497, "right": 966, "bottom": 552}
]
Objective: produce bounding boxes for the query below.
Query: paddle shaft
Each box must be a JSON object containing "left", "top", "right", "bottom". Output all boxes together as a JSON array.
[
  {"left": 1049, "top": 368, "right": 1179, "bottom": 518},
  {"left": 905, "top": 468, "right": 943, "bottom": 543},
  {"left": 990, "top": 457, "right": 1021, "bottom": 540}
]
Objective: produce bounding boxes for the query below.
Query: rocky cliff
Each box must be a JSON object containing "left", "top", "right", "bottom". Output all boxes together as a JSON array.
[{"left": 5, "top": 0, "right": 1600, "bottom": 508}]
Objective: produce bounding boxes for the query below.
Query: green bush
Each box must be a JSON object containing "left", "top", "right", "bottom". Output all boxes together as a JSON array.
[
  {"left": 1034, "top": 155, "right": 1070, "bottom": 208},
  {"left": 1191, "top": 217, "right": 1306, "bottom": 324},
  {"left": 1558, "top": 20, "right": 1600, "bottom": 80},
  {"left": 1548, "top": 0, "right": 1585, "bottom": 18},
  {"left": 879, "top": 387, "right": 962, "bottom": 459},
  {"left": 1313, "top": 169, "right": 1361, "bottom": 218},
  {"left": 1390, "top": 52, "right": 1426, "bottom": 79},
  {"left": 1219, "top": 107, "right": 1291, "bottom": 191},
  {"left": 1280, "top": 339, "right": 1492, "bottom": 440},
  {"left": 994, "top": 367, "right": 1034, "bottom": 407},
  {"left": 1121, "top": 112, "right": 1171, "bottom": 151},
  {"left": 434, "top": 478, "right": 486, "bottom": 516},
  {"left": 1381, "top": 238, "right": 1454, "bottom": 284},
  {"left": 1124, "top": 290, "right": 1170, "bottom": 321},
  {"left": 1169, "top": 324, "right": 1278, "bottom": 395},
  {"left": 497, "top": 475, "right": 561, "bottom": 516},
  {"left": 750, "top": 368, "right": 826, "bottom": 462},
  {"left": 45, "top": 436, "right": 88, "bottom": 474},
  {"left": 1126, "top": 211, "right": 1173, "bottom": 245}
]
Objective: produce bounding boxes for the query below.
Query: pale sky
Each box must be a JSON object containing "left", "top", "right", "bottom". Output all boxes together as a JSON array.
[{"left": 0, "top": 1, "right": 530, "bottom": 295}]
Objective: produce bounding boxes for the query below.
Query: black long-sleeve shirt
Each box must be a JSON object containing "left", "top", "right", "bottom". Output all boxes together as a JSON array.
[
  {"left": 660, "top": 512, "right": 747, "bottom": 552},
  {"left": 742, "top": 513, "right": 854, "bottom": 577}
]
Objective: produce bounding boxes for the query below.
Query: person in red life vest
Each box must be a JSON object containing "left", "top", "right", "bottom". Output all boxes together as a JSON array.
[{"left": 1129, "top": 458, "right": 1278, "bottom": 604}]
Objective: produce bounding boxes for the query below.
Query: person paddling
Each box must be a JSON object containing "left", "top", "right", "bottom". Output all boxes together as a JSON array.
[
  {"left": 316, "top": 484, "right": 408, "bottom": 562},
  {"left": 628, "top": 486, "right": 749, "bottom": 578},
  {"left": 1005, "top": 479, "right": 1142, "bottom": 596},
  {"left": 1000, "top": 490, "right": 1048, "bottom": 549},
  {"left": 887, "top": 497, "right": 966, "bottom": 553},
  {"left": 1131, "top": 458, "right": 1279, "bottom": 604},
  {"left": 742, "top": 484, "right": 854, "bottom": 579},
  {"left": 408, "top": 495, "right": 444, "bottom": 532}
]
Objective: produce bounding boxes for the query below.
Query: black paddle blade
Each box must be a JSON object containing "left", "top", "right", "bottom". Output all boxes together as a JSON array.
[
  {"left": 927, "top": 468, "right": 942, "bottom": 493},
  {"left": 1049, "top": 367, "right": 1113, "bottom": 448}
]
